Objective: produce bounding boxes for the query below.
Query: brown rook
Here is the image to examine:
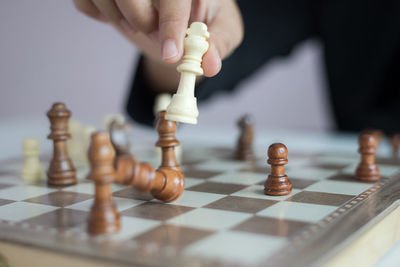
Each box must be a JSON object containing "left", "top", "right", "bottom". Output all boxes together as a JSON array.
[
  {"left": 47, "top": 102, "right": 77, "bottom": 186},
  {"left": 355, "top": 134, "right": 380, "bottom": 182},
  {"left": 87, "top": 132, "right": 120, "bottom": 235},
  {"left": 264, "top": 143, "right": 292, "bottom": 196}
]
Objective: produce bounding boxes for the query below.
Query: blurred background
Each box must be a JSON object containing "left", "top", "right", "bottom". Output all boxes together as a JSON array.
[{"left": 0, "top": 0, "right": 334, "bottom": 131}]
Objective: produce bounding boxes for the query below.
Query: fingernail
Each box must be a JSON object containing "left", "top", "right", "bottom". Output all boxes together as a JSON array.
[
  {"left": 162, "top": 39, "right": 178, "bottom": 60},
  {"left": 120, "top": 19, "right": 136, "bottom": 33}
]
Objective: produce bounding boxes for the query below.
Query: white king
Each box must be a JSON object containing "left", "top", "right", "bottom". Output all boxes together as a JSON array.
[{"left": 165, "top": 22, "right": 210, "bottom": 124}]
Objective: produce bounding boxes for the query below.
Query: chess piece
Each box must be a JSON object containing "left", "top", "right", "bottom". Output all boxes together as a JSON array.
[
  {"left": 165, "top": 22, "right": 210, "bottom": 124},
  {"left": 362, "top": 129, "right": 384, "bottom": 144},
  {"left": 68, "top": 120, "right": 83, "bottom": 166},
  {"left": 47, "top": 103, "right": 77, "bottom": 186},
  {"left": 235, "top": 114, "right": 255, "bottom": 161},
  {"left": 113, "top": 111, "right": 184, "bottom": 202},
  {"left": 103, "top": 114, "right": 125, "bottom": 131},
  {"left": 264, "top": 143, "right": 292, "bottom": 196},
  {"left": 21, "top": 137, "right": 44, "bottom": 182},
  {"left": 87, "top": 132, "right": 120, "bottom": 235},
  {"left": 156, "top": 111, "right": 181, "bottom": 171},
  {"left": 81, "top": 125, "right": 96, "bottom": 165},
  {"left": 154, "top": 94, "right": 172, "bottom": 116},
  {"left": 355, "top": 133, "right": 380, "bottom": 182},
  {"left": 391, "top": 134, "right": 400, "bottom": 160},
  {"left": 109, "top": 119, "right": 131, "bottom": 156}
]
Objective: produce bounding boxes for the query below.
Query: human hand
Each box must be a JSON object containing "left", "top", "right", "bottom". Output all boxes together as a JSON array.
[{"left": 73, "top": 0, "right": 243, "bottom": 77}]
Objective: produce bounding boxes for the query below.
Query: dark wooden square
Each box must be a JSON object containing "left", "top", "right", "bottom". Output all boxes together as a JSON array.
[
  {"left": 24, "top": 191, "right": 92, "bottom": 207},
  {"left": 186, "top": 182, "right": 247, "bottom": 195},
  {"left": 133, "top": 224, "right": 213, "bottom": 250},
  {"left": 286, "top": 191, "right": 355, "bottom": 206},
  {"left": 232, "top": 216, "right": 310, "bottom": 237},
  {"left": 121, "top": 202, "right": 194, "bottom": 221},
  {"left": 23, "top": 209, "right": 89, "bottom": 229},
  {"left": 290, "top": 178, "right": 318, "bottom": 189},
  {"left": 204, "top": 196, "right": 277, "bottom": 213},
  {"left": 183, "top": 169, "right": 223, "bottom": 179},
  {"left": 113, "top": 188, "right": 154, "bottom": 201}
]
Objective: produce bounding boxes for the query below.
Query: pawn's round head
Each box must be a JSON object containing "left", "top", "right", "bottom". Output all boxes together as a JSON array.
[
  {"left": 268, "top": 143, "right": 288, "bottom": 159},
  {"left": 359, "top": 133, "right": 377, "bottom": 147}
]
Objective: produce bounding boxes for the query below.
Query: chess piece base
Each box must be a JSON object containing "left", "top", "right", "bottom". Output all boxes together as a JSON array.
[
  {"left": 166, "top": 94, "right": 198, "bottom": 124},
  {"left": 264, "top": 175, "right": 292, "bottom": 196},
  {"left": 47, "top": 171, "right": 77, "bottom": 186},
  {"left": 355, "top": 164, "right": 380, "bottom": 182}
]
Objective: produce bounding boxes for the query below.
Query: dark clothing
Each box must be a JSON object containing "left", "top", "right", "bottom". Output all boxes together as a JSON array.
[{"left": 127, "top": 0, "right": 400, "bottom": 133}]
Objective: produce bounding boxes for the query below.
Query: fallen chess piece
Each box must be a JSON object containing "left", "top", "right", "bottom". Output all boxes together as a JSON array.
[
  {"left": 87, "top": 111, "right": 184, "bottom": 235},
  {"left": 21, "top": 137, "right": 44, "bottom": 183}
]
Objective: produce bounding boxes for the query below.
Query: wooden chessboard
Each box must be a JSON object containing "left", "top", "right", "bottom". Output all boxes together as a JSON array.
[{"left": 0, "top": 135, "right": 400, "bottom": 267}]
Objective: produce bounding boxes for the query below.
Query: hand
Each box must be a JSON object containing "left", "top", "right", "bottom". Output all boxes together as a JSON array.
[{"left": 73, "top": 0, "right": 243, "bottom": 77}]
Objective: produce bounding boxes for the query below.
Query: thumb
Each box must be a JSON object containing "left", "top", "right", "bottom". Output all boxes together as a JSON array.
[{"left": 158, "top": 0, "right": 192, "bottom": 63}]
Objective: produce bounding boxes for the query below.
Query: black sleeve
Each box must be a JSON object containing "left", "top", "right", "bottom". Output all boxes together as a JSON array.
[{"left": 126, "top": 0, "right": 317, "bottom": 127}]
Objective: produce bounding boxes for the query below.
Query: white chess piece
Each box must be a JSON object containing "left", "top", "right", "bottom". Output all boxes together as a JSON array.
[
  {"left": 103, "top": 114, "right": 125, "bottom": 131},
  {"left": 68, "top": 119, "right": 83, "bottom": 166},
  {"left": 81, "top": 125, "right": 96, "bottom": 166},
  {"left": 21, "top": 137, "right": 44, "bottom": 182},
  {"left": 154, "top": 94, "right": 172, "bottom": 116},
  {"left": 166, "top": 22, "right": 210, "bottom": 124}
]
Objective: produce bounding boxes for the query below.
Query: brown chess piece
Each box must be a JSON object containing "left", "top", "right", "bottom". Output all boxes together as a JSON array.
[
  {"left": 47, "top": 103, "right": 77, "bottom": 186},
  {"left": 355, "top": 133, "right": 380, "bottom": 182},
  {"left": 391, "top": 134, "right": 400, "bottom": 160},
  {"left": 155, "top": 111, "right": 181, "bottom": 171},
  {"left": 113, "top": 111, "right": 184, "bottom": 202},
  {"left": 87, "top": 132, "right": 120, "bottom": 235},
  {"left": 235, "top": 114, "right": 255, "bottom": 161},
  {"left": 264, "top": 143, "right": 292, "bottom": 196}
]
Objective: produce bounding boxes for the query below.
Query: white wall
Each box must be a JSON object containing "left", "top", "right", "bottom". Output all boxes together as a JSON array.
[{"left": 0, "top": 0, "right": 334, "bottom": 131}]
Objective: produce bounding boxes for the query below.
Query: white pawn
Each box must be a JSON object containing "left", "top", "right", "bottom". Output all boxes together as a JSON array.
[
  {"left": 166, "top": 22, "right": 210, "bottom": 124},
  {"left": 21, "top": 138, "right": 44, "bottom": 182},
  {"left": 103, "top": 114, "right": 125, "bottom": 131},
  {"left": 68, "top": 119, "right": 83, "bottom": 166},
  {"left": 154, "top": 93, "right": 172, "bottom": 115},
  {"left": 81, "top": 125, "right": 96, "bottom": 166}
]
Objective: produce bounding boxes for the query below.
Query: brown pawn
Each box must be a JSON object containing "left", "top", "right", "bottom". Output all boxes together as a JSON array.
[
  {"left": 235, "top": 114, "right": 255, "bottom": 161},
  {"left": 264, "top": 143, "right": 292, "bottom": 196},
  {"left": 87, "top": 132, "right": 120, "bottom": 235},
  {"left": 355, "top": 134, "right": 380, "bottom": 182},
  {"left": 391, "top": 134, "right": 400, "bottom": 160},
  {"left": 47, "top": 103, "right": 77, "bottom": 186},
  {"left": 155, "top": 111, "right": 181, "bottom": 171}
]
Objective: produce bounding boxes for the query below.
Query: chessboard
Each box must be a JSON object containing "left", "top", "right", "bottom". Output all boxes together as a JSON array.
[{"left": 0, "top": 131, "right": 400, "bottom": 267}]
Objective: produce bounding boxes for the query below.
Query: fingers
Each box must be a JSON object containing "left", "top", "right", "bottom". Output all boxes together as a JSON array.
[
  {"left": 158, "top": 0, "right": 192, "bottom": 63},
  {"left": 73, "top": 0, "right": 107, "bottom": 22},
  {"left": 202, "top": 0, "right": 243, "bottom": 77},
  {"left": 92, "top": 0, "right": 123, "bottom": 25},
  {"left": 115, "top": 0, "right": 158, "bottom": 34}
]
